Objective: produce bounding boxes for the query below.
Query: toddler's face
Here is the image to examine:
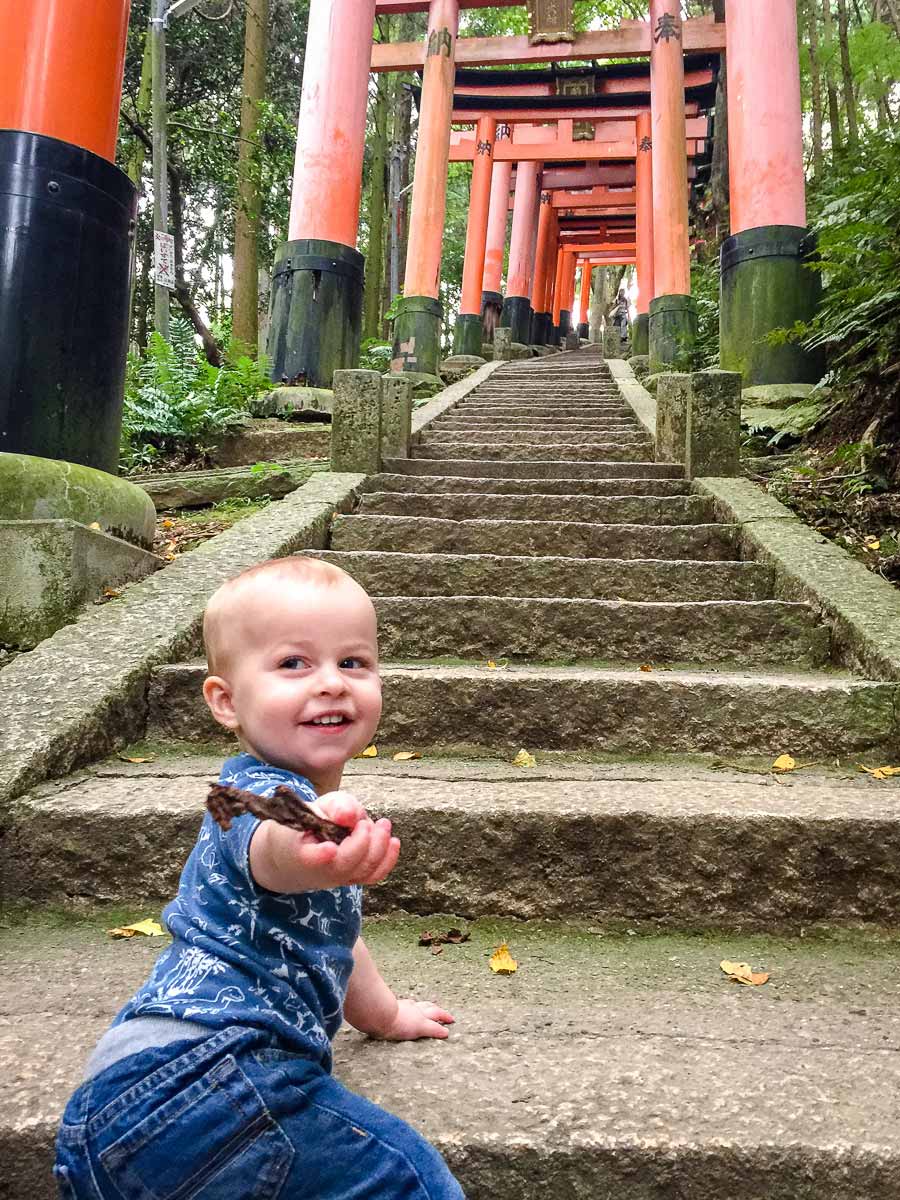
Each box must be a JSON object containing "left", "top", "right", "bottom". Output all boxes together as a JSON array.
[{"left": 210, "top": 577, "right": 382, "bottom": 792}]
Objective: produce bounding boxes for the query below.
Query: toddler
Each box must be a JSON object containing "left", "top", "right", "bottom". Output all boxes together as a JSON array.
[{"left": 54, "top": 556, "right": 464, "bottom": 1200}]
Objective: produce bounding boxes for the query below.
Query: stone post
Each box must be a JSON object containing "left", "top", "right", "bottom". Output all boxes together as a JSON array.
[
  {"left": 493, "top": 328, "right": 513, "bottom": 361},
  {"left": 656, "top": 372, "right": 691, "bottom": 465},
  {"left": 268, "top": 0, "right": 375, "bottom": 389},
  {"left": 380, "top": 373, "right": 412, "bottom": 461},
  {"left": 656, "top": 369, "right": 741, "bottom": 478},
  {"left": 330, "top": 370, "right": 382, "bottom": 474},
  {"left": 454, "top": 114, "right": 497, "bottom": 356},
  {"left": 393, "top": 0, "right": 460, "bottom": 379},
  {"left": 721, "top": 0, "right": 821, "bottom": 384},
  {"left": 648, "top": 0, "right": 696, "bottom": 374},
  {"left": 602, "top": 324, "right": 622, "bottom": 358}
]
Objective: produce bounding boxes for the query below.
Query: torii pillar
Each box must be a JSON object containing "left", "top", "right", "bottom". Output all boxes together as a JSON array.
[
  {"left": 482, "top": 127, "right": 513, "bottom": 339},
  {"left": 721, "top": 1, "right": 822, "bottom": 384},
  {"left": 648, "top": 0, "right": 696, "bottom": 374},
  {"left": 529, "top": 191, "right": 555, "bottom": 344},
  {"left": 500, "top": 158, "right": 542, "bottom": 345},
  {"left": 454, "top": 115, "right": 496, "bottom": 356},
  {"left": 633, "top": 110, "right": 654, "bottom": 357},
  {"left": 551, "top": 245, "right": 567, "bottom": 343},
  {"left": 0, "top": 0, "right": 135, "bottom": 473},
  {"left": 269, "top": 0, "right": 375, "bottom": 388},
  {"left": 577, "top": 265, "right": 592, "bottom": 340},
  {"left": 392, "top": 0, "right": 459, "bottom": 379}
]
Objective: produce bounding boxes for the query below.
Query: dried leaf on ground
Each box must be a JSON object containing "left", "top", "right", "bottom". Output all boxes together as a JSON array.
[
  {"left": 108, "top": 919, "right": 166, "bottom": 939},
  {"left": 392, "top": 751, "right": 421, "bottom": 762},
  {"left": 512, "top": 748, "right": 537, "bottom": 768},
  {"left": 419, "top": 928, "right": 470, "bottom": 948},
  {"left": 859, "top": 763, "right": 900, "bottom": 780},
  {"left": 486, "top": 658, "right": 509, "bottom": 670},
  {"left": 490, "top": 942, "right": 518, "bottom": 975},
  {"left": 359, "top": 745, "right": 378, "bottom": 758},
  {"left": 118, "top": 754, "right": 157, "bottom": 764},
  {"left": 639, "top": 663, "right": 653, "bottom": 672},
  {"left": 720, "top": 959, "right": 770, "bottom": 986},
  {"left": 772, "top": 754, "right": 797, "bottom": 772}
]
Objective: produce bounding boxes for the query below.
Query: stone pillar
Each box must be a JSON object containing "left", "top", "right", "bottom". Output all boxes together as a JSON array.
[
  {"left": 269, "top": 0, "right": 375, "bottom": 389},
  {"left": 529, "top": 190, "right": 555, "bottom": 344},
  {"left": 602, "top": 323, "right": 622, "bottom": 358},
  {"left": 380, "top": 373, "right": 412, "bottom": 461},
  {"left": 393, "top": 0, "right": 460, "bottom": 379},
  {"left": 577, "top": 264, "right": 592, "bottom": 339},
  {"left": 454, "top": 115, "right": 497, "bottom": 356},
  {"left": 0, "top": 0, "right": 134, "bottom": 473},
  {"left": 481, "top": 129, "right": 513, "bottom": 340},
  {"left": 493, "top": 327, "right": 513, "bottom": 361},
  {"left": 648, "top": 0, "right": 696, "bottom": 375},
  {"left": 656, "top": 370, "right": 741, "bottom": 478},
  {"left": 721, "top": 1, "right": 821, "bottom": 384},
  {"left": 331, "top": 370, "right": 382, "bottom": 473},
  {"left": 634, "top": 110, "right": 654, "bottom": 357},
  {"left": 500, "top": 158, "right": 541, "bottom": 344}
]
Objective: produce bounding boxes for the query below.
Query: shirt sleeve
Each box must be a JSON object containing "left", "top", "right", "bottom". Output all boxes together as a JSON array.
[{"left": 213, "top": 763, "right": 319, "bottom": 888}]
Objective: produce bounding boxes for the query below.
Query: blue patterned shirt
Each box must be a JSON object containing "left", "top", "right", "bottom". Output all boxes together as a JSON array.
[{"left": 113, "top": 753, "right": 362, "bottom": 1068}]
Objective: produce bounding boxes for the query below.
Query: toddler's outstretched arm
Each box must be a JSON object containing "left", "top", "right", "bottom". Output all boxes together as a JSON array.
[{"left": 344, "top": 937, "right": 455, "bottom": 1041}]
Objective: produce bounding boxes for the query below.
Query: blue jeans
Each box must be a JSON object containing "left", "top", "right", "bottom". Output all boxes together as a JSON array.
[{"left": 54, "top": 1026, "right": 465, "bottom": 1200}]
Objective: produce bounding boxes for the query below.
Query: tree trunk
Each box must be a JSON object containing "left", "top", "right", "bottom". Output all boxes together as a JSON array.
[
  {"left": 807, "top": 0, "right": 826, "bottom": 178},
  {"left": 709, "top": 54, "right": 730, "bottom": 242},
  {"left": 364, "top": 25, "right": 390, "bottom": 340},
  {"left": 822, "top": 0, "right": 844, "bottom": 155},
  {"left": 170, "top": 168, "right": 223, "bottom": 366},
  {"left": 836, "top": 0, "right": 859, "bottom": 150},
  {"left": 127, "top": 32, "right": 154, "bottom": 188},
  {"left": 232, "top": 0, "right": 269, "bottom": 353}
]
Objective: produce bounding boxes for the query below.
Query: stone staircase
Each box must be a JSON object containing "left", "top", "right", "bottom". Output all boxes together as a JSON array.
[{"left": 4, "top": 346, "right": 900, "bottom": 1199}]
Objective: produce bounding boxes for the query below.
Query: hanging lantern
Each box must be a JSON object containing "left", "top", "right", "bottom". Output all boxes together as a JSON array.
[{"left": 527, "top": 0, "right": 575, "bottom": 45}]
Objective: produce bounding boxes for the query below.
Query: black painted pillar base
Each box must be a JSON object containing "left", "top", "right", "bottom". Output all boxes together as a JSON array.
[
  {"left": 720, "top": 225, "right": 824, "bottom": 385},
  {"left": 577, "top": 322, "right": 589, "bottom": 340},
  {"left": 453, "top": 313, "right": 484, "bottom": 357},
  {"left": 551, "top": 325, "right": 561, "bottom": 345},
  {"left": 559, "top": 309, "right": 572, "bottom": 336},
  {"left": 499, "top": 294, "right": 532, "bottom": 345},
  {"left": 0, "top": 131, "right": 136, "bottom": 474},
  {"left": 391, "top": 295, "right": 444, "bottom": 377},
  {"left": 269, "top": 238, "right": 364, "bottom": 389},
  {"left": 531, "top": 311, "right": 552, "bottom": 345},
  {"left": 481, "top": 289, "right": 503, "bottom": 341},
  {"left": 632, "top": 312, "right": 649, "bottom": 356},
  {"left": 649, "top": 294, "right": 698, "bottom": 374}
]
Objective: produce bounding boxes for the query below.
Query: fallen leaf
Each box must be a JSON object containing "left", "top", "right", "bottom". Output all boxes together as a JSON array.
[
  {"left": 512, "top": 748, "right": 536, "bottom": 768},
  {"left": 162, "top": 518, "right": 175, "bottom": 529},
  {"left": 359, "top": 745, "right": 378, "bottom": 758},
  {"left": 486, "top": 658, "right": 509, "bottom": 670},
  {"left": 392, "top": 751, "right": 421, "bottom": 762},
  {"left": 859, "top": 763, "right": 900, "bottom": 780},
  {"left": 865, "top": 539, "right": 881, "bottom": 550},
  {"left": 639, "top": 663, "right": 653, "bottom": 672},
  {"left": 720, "top": 959, "right": 769, "bottom": 986},
  {"left": 117, "top": 754, "right": 156, "bottom": 764},
  {"left": 772, "top": 754, "right": 797, "bottom": 772},
  {"left": 419, "top": 927, "right": 470, "bottom": 948},
  {"left": 88, "top": 521, "right": 102, "bottom": 530},
  {"left": 490, "top": 942, "right": 518, "bottom": 975},
  {"left": 431, "top": 944, "right": 443, "bottom": 956},
  {"left": 108, "top": 919, "right": 166, "bottom": 939}
]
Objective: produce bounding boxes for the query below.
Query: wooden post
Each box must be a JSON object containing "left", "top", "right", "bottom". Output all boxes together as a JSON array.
[
  {"left": 529, "top": 190, "right": 555, "bottom": 344},
  {"left": 481, "top": 130, "right": 513, "bottom": 340},
  {"left": 633, "top": 109, "right": 654, "bottom": 356},
  {"left": 500, "top": 156, "right": 541, "bottom": 344},
  {"left": 454, "top": 113, "right": 496, "bottom": 356}
]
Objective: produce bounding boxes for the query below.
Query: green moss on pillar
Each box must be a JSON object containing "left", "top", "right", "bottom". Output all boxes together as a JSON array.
[
  {"left": 649, "top": 294, "right": 698, "bottom": 374},
  {"left": 268, "top": 239, "right": 364, "bottom": 389},
  {"left": 453, "top": 313, "right": 484, "bottom": 356},
  {"left": 720, "top": 225, "right": 824, "bottom": 385},
  {"left": 499, "top": 295, "right": 533, "bottom": 345},
  {"left": 633, "top": 312, "right": 649, "bottom": 356},
  {"left": 392, "top": 296, "right": 444, "bottom": 378}
]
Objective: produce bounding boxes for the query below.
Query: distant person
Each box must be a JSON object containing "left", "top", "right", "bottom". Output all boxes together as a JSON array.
[
  {"left": 610, "top": 289, "right": 630, "bottom": 344},
  {"left": 55, "top": 557, "right": 463, "bottom": 1200}
]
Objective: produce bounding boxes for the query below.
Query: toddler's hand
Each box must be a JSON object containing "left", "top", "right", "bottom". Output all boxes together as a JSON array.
[
  {"left": 289, "top": 790, "right": 400, "bottom": 890},
  {"left": 376, "top": 998, "right": 455, "bottom": 1041}
]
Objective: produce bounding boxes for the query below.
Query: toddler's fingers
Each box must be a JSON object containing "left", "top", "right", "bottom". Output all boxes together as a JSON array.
[
  {"left": 355, "top": 818, "right": 392, "bottom": 879},
  {"left": 421, "top": 1004, "right": 454, "bottom": 1025},
  {"left": 316, "top": 790, "right": 366, "bottom": 829},
  {"left": 334, "top": 818, "right": 376, "bottom": 875},
  {"left": 295, "top": 839, "right": 338, "bottom": 870},
  {"left": 363, "top": 835, "right": 401, "bottom": 884},
  {"left": 421, "top": 1019, "right": 451, "bottom": 1040}
]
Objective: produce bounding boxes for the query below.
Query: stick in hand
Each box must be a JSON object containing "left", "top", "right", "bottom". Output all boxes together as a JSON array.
[{"left": 206, "top": 783, "right": 352, "bottom": 844}]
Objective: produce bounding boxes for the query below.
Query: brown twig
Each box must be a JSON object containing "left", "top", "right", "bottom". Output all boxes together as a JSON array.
[{"left": 206, "top": 783, "right": 351, "bottom": 843}]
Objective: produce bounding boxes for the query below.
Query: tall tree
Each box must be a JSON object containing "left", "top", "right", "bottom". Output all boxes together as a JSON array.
[
  {"left": 836, "top": 0, "right": 860, "bottom": 150},
  {"left": 822, "top": 0, "right": 845, "bottom": 154},
  {"left": 806, "top": 0, "right": 826, "bottom": 177},
  {"left": 232, "top": 0, "right": 270, "bottom": 351},
  {"left": 364, "top": 18, "right": 390, "bottom": 340}
]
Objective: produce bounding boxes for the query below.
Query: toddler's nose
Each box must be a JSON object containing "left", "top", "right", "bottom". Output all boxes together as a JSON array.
[{"left": 315, "top": 662, "right": 347, "bottom": 694}]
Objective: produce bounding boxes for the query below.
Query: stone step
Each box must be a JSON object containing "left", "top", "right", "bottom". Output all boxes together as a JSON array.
[
  {"left": 145, "top": 662, "right": 900, "bottom": 758},
  {"left": 311, "top": 550, "right": 775, "bottom": 602},
  {"left": 363, "top": 474, "right": 693, "bottom": 498},
  {"left": 331, "top": 514, "right": 737, "bottom": 559},
  {"left": 371, "top": 596, "right": 828, "bottom": 667},
  {"left": 423, "top": 428, "right": 646, "bottom": 447},
  {"left": 414, "top": 441, "right": 652, "bottom": 462},
  {"left": 467, "top": 394, "right": 623, "bottom": 405},
  {"left": 357, "top": 492, "right": 716, "bottom": 526},
  {"left": 382, "top": 458, "right": 684, "bottom": 480},
  {"left": 5, "top": 913, "right": 899, "bottom": 1200},
  {"left": 7, "top": 761, "right": 900, "bottom": 923},
  {"left": 452, "top": 405, "right": 634, "bottom": 418},
  {"left": 434, "top": 415, "right": 640, "bottom": 428}
]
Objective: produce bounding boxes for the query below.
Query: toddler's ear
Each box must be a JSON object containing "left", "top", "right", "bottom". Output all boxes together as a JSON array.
[{"left": 203, "top": 675, "right": 240, "bottom": 731}]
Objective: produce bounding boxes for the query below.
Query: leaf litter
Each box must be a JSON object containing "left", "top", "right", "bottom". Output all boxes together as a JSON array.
[{"left": 720, "top": 959, "right": 770, "bottom": 986}]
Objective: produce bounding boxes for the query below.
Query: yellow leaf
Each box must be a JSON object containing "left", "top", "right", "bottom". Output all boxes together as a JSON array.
[
  {"left": 487, "top": 660, "right": 497, "bottom": 669},
  {"left": 772, "top": 754, "right": 797, "bottom": 772},
  {"left": 859, "top": 763, "right": 900, "bottom": 780},
  {"left": 720, "top": 959, "right": 769, "bottom": 986},
  {"left": 512, "top": 748, "right": 536, "bottom": 768},
  {"left": 486, "top": 658, "right": 509, "bottom": 670},
  {"left": 88, "top": 521, "right": 102, "bottom": 530},
  {"left": 865, "top": 539, "right": 880, "bottom": 550},
  {"left": 117, "top": 754, "right": 156, "bottom": 764},
  {"left": 392, "top": 751, "right": 421, "bottom": 761},
  {"left": 639, "top": 663, "right": 653, "bottom": 672},
  {"left": 108, "top": 919, "right": 166, "bottom": 939},
  {"left": 360, "top": 745, "right": 378, "bottom": 758},
  {"left": 490, "top": 942, "right": 518, "bottom": 975}
]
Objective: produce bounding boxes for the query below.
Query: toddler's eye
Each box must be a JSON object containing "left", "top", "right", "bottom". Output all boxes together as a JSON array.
[
  {"left": 340, "top": 656, "right": 366, "bottom": 669},
  {"left": 279, "top": 656, "right": 306, "bottom": 670}
]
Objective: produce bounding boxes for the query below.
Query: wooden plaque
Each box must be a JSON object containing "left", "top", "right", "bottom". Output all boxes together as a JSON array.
[{"left": 527, "top": 0, "right": 575, "bottom": 45}]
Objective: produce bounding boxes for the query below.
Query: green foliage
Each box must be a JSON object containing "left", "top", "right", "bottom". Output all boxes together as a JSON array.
[
  {"left": 121, "top": 318, "right": 270, "bottom": 469},
  {"left": 359, "top": 339, "right": 393, "bottom": 373},
  {"left": 690, "top": 260, "right": 720, "bottom": 370}
]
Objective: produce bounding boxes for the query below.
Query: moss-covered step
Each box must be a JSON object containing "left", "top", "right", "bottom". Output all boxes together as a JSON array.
[
  {"left": 356, "top": 492, "right": 716, "bottom": 526},
  {"left": 137, "top": 462, "right": 326, "bottom": 510},
  {"left": 382, "top": 458, "right": 683, "bottom": 480},
  {"left": 209, "top": 419, "right": 330, "bottom": 467},
  {"left": 360, "top": 473, "right": 692, "bottom": 497},
  {"left": 413, "top": 441, "right": 652, "bottom": 462}
]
